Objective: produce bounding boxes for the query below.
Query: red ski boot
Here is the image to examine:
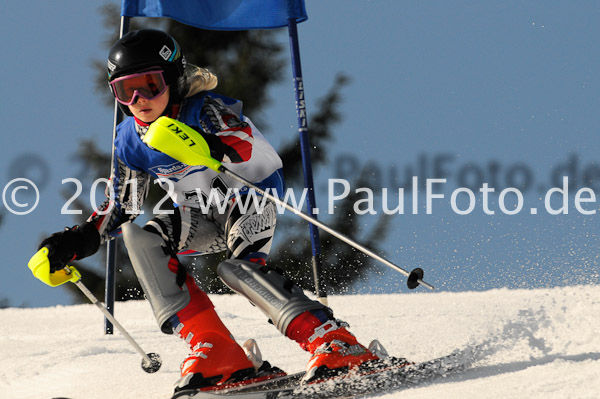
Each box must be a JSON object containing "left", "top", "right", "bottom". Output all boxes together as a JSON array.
[
  {"left": 287, "top": 311, "right": 381, "bottom": 383},
  {"left": 173, "top": 305, "right": 285, "bottom": 392},
  {"left": 172, "top": 275, "right": 285, "bottom": 393}
]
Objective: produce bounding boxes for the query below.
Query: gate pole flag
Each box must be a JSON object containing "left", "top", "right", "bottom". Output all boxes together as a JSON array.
[
  {"left": 116, "top": 0, "right": 329, "bottom": 306},
  {"left": 121, "top": 0, "right": 307, "bottom": 30}
]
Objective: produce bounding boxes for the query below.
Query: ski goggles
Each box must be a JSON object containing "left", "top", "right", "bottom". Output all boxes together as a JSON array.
[{"left": 110, "top": 70, "right": 168, "bottom": 105}]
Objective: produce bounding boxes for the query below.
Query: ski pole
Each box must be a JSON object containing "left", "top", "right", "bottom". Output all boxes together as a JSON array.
[
  {"left": 27, "top": 247, "right": 162, "bottom": 373},
  {"left": 68, "top": 269, "right": 162, "bottom": 373},
  {"left": 219, "top": 166, "right": 434, "bottom": 291},
  {"left": 143, "top": 117, "right": 434, "bottom": 291}
]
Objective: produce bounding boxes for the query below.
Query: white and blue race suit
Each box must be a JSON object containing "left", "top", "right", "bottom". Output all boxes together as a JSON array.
[{"left": 88, "top": 91, "right": 284, "bottom": 264}]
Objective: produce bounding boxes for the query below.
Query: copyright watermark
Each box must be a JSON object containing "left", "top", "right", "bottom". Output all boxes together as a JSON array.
[
  {"left": 327, "top": 176, "right": 598, "bottom": 216},
  {"left": 2, "top": 178, "right": 40, "bottom": 215},
  {"left": 334, "top": 152, "right": 600, "bottom": 194},
  {"left": 1, "top": 175, "right": 599, "bottom": 217}
]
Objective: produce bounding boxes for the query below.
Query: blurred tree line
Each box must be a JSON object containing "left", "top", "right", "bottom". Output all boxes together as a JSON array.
[{"left": 62, "top": 3, "right": 391, "bottom": 303}]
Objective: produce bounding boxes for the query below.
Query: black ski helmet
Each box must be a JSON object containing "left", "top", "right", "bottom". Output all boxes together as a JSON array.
[{"left": 107, "top": 29, "right": 187, "bottom": 115}]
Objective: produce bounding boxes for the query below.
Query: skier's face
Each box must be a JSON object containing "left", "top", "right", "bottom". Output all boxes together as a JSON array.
[{"left": 128, "top": 86, "right": 170, "bottom": 123}]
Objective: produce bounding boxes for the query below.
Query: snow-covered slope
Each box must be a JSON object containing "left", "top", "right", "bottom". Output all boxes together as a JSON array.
[{"left": 2, "top": 286, "right": 599, "bottom": 399}]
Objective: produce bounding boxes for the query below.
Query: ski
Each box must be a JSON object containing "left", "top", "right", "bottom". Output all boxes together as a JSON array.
[
  {"left": 172, "top": 349, "right": 473, "bottom": 399},
  {"left": 171, "top": 372, "right": 304, "bottom": 399}
]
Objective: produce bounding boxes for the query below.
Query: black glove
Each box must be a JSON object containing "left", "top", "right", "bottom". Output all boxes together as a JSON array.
[{"left": 38, "top": 222, "right": 101, "bottom": 272}]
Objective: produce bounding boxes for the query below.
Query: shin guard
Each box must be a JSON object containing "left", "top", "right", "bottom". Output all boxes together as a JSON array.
[
  {"left": 217, "top": 259, "right": 331, "bottom": 335},
  {"left": 122, "top": 222, "right": 200, "bottom": 332}
]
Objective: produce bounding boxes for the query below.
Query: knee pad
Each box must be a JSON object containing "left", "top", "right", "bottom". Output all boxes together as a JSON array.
[
  {"left": 121, "top": 222, "right": 191, "bottom": 333},
  {"left": 217, "top": 259, "right": 331, "bottom": 334}
]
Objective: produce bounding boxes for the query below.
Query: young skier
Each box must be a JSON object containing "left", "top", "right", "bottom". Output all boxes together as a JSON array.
[{"left": 37, "top": 29, "right": 386, "bottom": 394}]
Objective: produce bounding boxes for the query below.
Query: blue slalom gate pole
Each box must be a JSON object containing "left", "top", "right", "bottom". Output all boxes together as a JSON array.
[
  {"left": 287, "top": 18, "right": 328, "bottom": 305},
  {"left": 105, "top": 16, "right": 130, "bottom": 334}
]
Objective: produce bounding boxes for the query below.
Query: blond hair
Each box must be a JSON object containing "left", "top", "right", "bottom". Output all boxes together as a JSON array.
[{"left": 183, "top": 64, "right": 218, "bottom": 98}]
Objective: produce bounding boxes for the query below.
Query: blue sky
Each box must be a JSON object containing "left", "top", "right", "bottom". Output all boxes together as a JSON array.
[{"left": 2, "top": 1, "right": 600, "bottom": 307}]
